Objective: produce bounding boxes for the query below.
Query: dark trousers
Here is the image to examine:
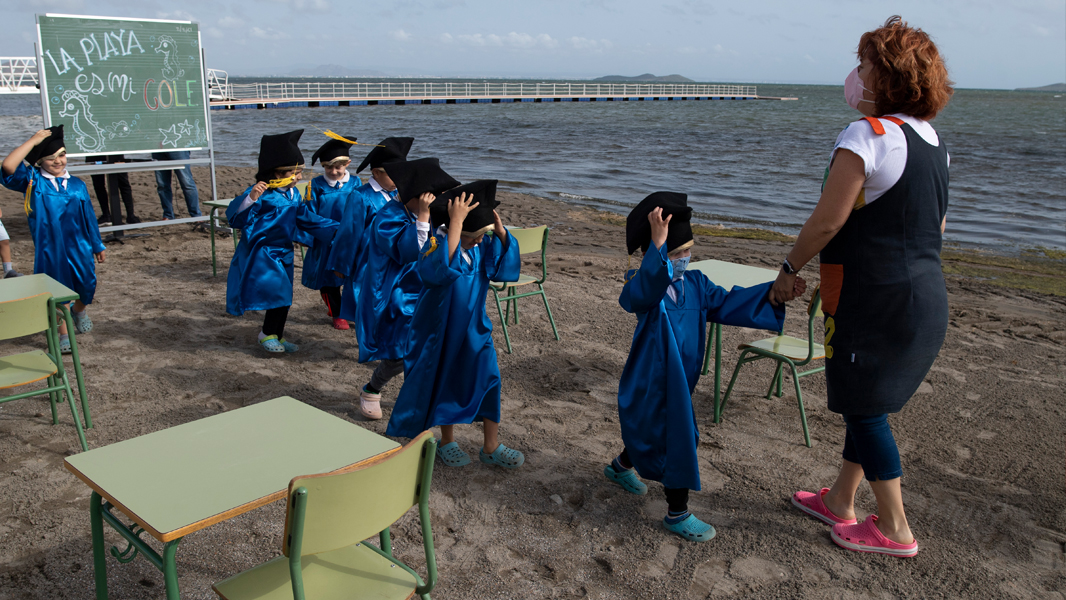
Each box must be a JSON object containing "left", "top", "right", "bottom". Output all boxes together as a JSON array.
[
  {"left": 618, "top": 448, "right": 689, "bottom": 513},
  {"left": 86, "top": 156, "right": 136, "bottom": 223},
  {"left": 320, "top": 286, "right": 342, "bottom": 317},
  {"left": 262, "top": 306, "right": 290, "bottom": 339},
  {"left": 841, "top": 413, "right": 903, "bottom": 481}
]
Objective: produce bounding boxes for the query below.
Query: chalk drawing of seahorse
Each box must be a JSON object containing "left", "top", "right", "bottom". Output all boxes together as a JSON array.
[
  {"left": 58, "top": 90, "right": 106, "bottom": 152},
  {"left": 155, "top": 36, "right": 185, "bottom": 80}
]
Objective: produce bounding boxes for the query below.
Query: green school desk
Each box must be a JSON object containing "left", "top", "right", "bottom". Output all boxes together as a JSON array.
[
  {"left": 0, "top": 273, "right": 92, "bottom": 428},
  {"left": 690, "top": 259, "right": 779, "bottom": 423},
  {"left": 64, "top": 396, "right": 401, "bottom": 600}
]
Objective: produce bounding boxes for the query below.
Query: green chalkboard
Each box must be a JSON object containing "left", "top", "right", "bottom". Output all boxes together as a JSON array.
[{"left": 35, "top": 14, "right": 210, "bottom": 157}]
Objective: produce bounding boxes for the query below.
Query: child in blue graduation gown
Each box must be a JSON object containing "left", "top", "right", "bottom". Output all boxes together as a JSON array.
[
  {"left": 605, "top": 192, "right": 801, "bottom": 542},
  {"left": 350, "top": 157, "right": 457, "bottom": 420},
  {"left": 387, "top": 181, "right": 526, "bottom": 469},
  {"left": 327, "top": 137, "right": 414, "bottom": 335},
  {"left": 301, "top": 135, "right": 360, "bottom": 330},
  {"left": 1, "top": 126, "right": 105, "bottom": 351},
  {"left": 226, "top": 130, "right": 338, "bottom": 353}
]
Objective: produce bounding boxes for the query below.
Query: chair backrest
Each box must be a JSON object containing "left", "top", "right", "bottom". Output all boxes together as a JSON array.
[
  {"left": 296, "top": 181, "right": 310, "bottom": 200},
  {"left": 283, "top": 430, "right": 435, "bottom": 557},
  {"left": 802, "top": 286, "right": 823, "bottom": 361},
  {"left": 508, "top": 226, "right": 547, "bottom": 256},
  {"left": 0, "top": 293, "right": 53, "bottom": 341}
]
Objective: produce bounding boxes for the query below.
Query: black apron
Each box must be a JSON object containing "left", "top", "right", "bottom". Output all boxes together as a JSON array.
[{"left": 819, "top": 118, "right": 949, "bottom": 415}]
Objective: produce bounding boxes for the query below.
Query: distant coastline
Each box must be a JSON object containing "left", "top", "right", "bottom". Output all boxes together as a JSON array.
[
  {"left": 1014, "top": 83, "right": 1066, "bottom": 92},
  {"left": 593, "top": 73, "right": 695, "bottom": 83}
]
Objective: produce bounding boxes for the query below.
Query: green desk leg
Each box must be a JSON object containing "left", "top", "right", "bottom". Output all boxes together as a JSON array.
[
  {"left": 163, "top": 540, "right": 182, "bottom": 600},
  {"left": 90, "top": 492, "right": 109, "bottom": 600},
  {"left": 210, "top": 206, "right": 218, "bottom": 277},
  {"left": 60, "top": 304, "right": 92, "bottom": 429},
  {"left": 713, "top": 323, "right": 722, "bottom": 423}
]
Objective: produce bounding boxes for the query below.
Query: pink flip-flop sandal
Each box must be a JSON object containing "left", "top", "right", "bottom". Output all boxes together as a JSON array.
[
  {"left": 792, "top": 488, "right": 857, "bottom": 526},
  {"left": 831, "top": 516, "right": 918, "bottom": 557}
]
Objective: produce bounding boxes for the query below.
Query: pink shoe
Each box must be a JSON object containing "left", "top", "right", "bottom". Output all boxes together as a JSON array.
[
  {"left": 359, "top": 388, "right": 382, "bottom": 420},
  {"left": 332, "top": 318, "right": 350, "bottom": 330},
  {"left": 831, "top": 516, "right": 918, "bottom": 557},
  {"left": 792, "top": 488, "right": 857, "bottom": 526}
]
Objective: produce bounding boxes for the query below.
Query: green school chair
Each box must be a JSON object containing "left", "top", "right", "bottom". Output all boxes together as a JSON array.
[
  {"left": 0, "top": 293, "right": 88, "bottom": 452},
  {"left": 719, "top": 287, "right": 826, "bottom": 447},
  {"left": 213, "top": 431, "right": 439, "bottom": 600},
  {"left": 490, "top": 226, "right": 560, "bottom": 354}
]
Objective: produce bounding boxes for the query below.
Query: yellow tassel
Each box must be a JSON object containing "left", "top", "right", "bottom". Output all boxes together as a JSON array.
[
  {"left": 24, "top": 180, "right": 33, "bottom": 215},
  {"left": 312, "top": 126, "right": 384, "bottom": 147},
  {"left": 624, "top": 253, "right": 637, "bottom": 283},
  {"left": 422, "top": 236, "right": 438, "bottom": 258},
  {"left": 267, "top": 175, "right": 297, "bottom": 188},
  {"left": 304, "top": 183, "right": 313, "bottom": 201}
]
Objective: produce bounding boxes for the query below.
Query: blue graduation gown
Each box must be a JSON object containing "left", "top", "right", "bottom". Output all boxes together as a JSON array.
[
  {"left": 225, "top": 186, "right": 338, "bottom": 316},
  {"left": 618, "top": 245, "right": 784, "bottom": 491},
  {"left": 1, "top": 164, "right": 105, "bottom": 304},
  {"left": 326, "top": 183, "right": 391, "bottom": 320},
  {"left": 299, "top": 175, "right": 360, "bottom": 290},
  {"left": 353, "top": 199, "right": 424, "bottom": 362},
  {"left": 386, "top": 230, "right": 521, "bottom": 438}
]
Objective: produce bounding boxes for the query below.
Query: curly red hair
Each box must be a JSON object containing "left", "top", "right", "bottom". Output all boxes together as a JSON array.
[{"left": 859, "top": 16, "right": 954, "bottom": 120}]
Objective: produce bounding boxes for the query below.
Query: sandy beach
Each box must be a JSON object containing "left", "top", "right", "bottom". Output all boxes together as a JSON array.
[{"left": 0, "top": 166, "right": 1063, "bottom": 599}]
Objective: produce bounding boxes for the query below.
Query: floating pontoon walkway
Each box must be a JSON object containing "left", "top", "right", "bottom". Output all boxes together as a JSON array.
[{"left": 207, "top": 79, "right": 796, "bottom": 109}]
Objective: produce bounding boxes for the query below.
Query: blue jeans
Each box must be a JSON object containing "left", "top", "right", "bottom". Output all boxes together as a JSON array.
[
  {"left": 841, "top": 413, "right": 903, "bottom": 482},
  {"left": 155, "top": 151, "right": 201, "bottom": 218}
]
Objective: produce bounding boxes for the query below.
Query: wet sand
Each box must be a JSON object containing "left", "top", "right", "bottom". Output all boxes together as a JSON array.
[{"left": 0, "top": 166, "right": 1063, "bottom": 599}]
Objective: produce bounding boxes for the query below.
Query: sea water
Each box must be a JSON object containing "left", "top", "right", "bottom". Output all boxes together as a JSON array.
[{"left": 1, "top": 83, "right": 1062, "bottom": 251}]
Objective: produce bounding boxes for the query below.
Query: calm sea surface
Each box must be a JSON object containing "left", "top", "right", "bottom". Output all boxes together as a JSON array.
[{"left": 1, "top": 83, "right": 1063, "bottom": 252}]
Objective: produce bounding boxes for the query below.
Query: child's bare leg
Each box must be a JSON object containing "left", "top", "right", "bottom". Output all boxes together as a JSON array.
[
  {"left": 58, "top": 319, "right": 68, "bottom": 335},
  {"left": 72, "top": 300, "right": 87, "bottom": 313},
  {"left": 0, "top": 240, "right": 11, "bottom": 263},
  {"left": 440, "top": 424, "right": 455, "bottom": 445},
  {"left": 482, "top": 419, "right": 499, "bottom": 454},
  {"left": 822, "top": 459, "right": 863, "bottom": 521}
]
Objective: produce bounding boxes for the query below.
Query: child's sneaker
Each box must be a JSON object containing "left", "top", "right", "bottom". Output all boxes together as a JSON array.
[
  {"left": 259, "top": 335, "right": 284, "bottom": 353},
  {"left": 663, "top": 514, "right": 716, "bottom": 543},
  {"left": 359, "top": 387, "right": 382, "bottom": 420},
  {"left": 278, "top": 338, "right": 299, "bottom": 353},
  {"left": 3, "top": 268, "right": 23, "bottom": 278},
  {"left": 603, "top": 464, "right": 648, "bottom": 495},
  {"left": 72, "top": 312, "right": 93, "bottom": 333}
]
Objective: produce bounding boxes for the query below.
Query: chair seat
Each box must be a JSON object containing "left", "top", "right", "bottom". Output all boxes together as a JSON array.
[
  {"left": 740, "top": 336, "right": 825, "bottom": 361},
  {"left": 491, "top": 274, "right": 538, "bottom": 290},
  {"left": 0, "top": 350, "right": 58, "bottom": 390},
  {"left": 214, "top": 542, "right": 418, "bottom": 600}
]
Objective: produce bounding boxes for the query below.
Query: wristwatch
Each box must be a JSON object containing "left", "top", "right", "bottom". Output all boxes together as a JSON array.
[{"left": 781, "top": 258, "right": 798, "bottom": 275}]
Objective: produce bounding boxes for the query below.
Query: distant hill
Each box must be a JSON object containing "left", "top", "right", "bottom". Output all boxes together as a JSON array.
[
  {"left": 288, "top": 64, "right": 391, "bottom": 78},
  {"left": 594, "top": 73, "right": 694, "bottom": 83},
  {"left": 1015, "top": 83, "right": 1066, "bottom": 92}
]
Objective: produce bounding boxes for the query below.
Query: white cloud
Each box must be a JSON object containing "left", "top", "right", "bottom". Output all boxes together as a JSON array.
[
  {"left": 157, "top": 10, "right": 197, "bottom": 22},
  {"left": 451, "top": 32, "right": 558, "bottom": 49},
  {"left": 267, "top": 0, "right": 331, "bottom": 11},
  {"left": 250, "top": 27, "right": 290, "bottom": 40},
  {"left": 205, "top": 27, "right": 224, "bottom": 40},
  {"left": 439, "top": 33, "right": 454, "bottom": 43},
  {"left": 1030, "top": 24, "right": 1050, "bottom": 36},
  {"left": 391, "top": 29, "right": 412, "bottom": 42},
  {"left": 804, "top": 54, "right": 816, "bottom": 64},
  {"left": 218, "top": 17, "right": 245, "bottom": 29},
  {"left": 569, "top": 37, "right": 612, "bottom": 51}
]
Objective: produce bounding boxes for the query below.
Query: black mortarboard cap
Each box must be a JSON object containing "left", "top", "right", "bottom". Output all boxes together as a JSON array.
[
  {"left": 311, "top": 135, "right": 356, "bottom": 165},
  {"left": 430, "top": 180, "right": 500, "bottom": 234},
  {"left": 382, "top": 158, "right": 460, "bottom": 203},
  {"left": 626, "top": 191, "right": 694, "bottom": 255},
  {"left": 356, "top": 137, "right": 414, "bottom": 173},
  {"left": 255, "top": 129, "right": 304, "bottom": 182},
  {"left": 26, "top": 125, "right": 65, "bottom": 165}
]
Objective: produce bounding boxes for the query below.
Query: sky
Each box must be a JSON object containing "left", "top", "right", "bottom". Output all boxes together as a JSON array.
[{"left": 2, "top": 0, "right": 1064, "bottom": 89}]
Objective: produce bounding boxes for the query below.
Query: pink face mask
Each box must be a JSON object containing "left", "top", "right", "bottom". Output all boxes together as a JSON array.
[{"left": 844, "top": 66, "right": 874, "bottom": 110}]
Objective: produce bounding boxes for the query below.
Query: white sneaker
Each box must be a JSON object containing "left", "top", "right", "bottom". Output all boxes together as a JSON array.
[{"left": 359, "top": 388, "right": 382, "bottom": 420}]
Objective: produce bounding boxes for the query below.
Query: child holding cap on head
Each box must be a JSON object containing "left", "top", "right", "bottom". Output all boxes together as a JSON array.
[
  {"left": 1, "top": 125, "right": 106, "bottom": 353},
  {"left": 386, "top": 180, "right": 525, "bottom": 469},
  {"left": 301, "top": 133, "right": 360, "bottom": 330},
  {"left": 225, "top": 130, "right": 339, "bottom": 353},
  {"left": 605, "top": 192, "right": 803, "bottom": 542},
  {"left": 352, "top": 157, "right": 458, "bottom": 420},
  {"left": 328, "top": 137, "right": 414, "bottom": 333}
]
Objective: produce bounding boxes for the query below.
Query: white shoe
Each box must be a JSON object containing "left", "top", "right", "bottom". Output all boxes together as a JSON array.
[{"left": 359, "top": 388, "right": 382, "bottom": 420}]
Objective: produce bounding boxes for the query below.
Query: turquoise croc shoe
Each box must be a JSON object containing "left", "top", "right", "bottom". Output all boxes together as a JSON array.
[
  {"left": 436, "top": 441, "right": 471, "bottom": 467},
  {"left": 259, "top": 335, "right": 284, "bottom": 353},
  {"left": 663, "top": 514, "right": 716, "bottom": 543},
  {"left": 59, "top": 337, "right": 72, "bottom": 355},
  {"left": 479, "top": 443, "right": 524, "bottom": 469},
  {"left": 603, "top": 465, "right": 648, "bottom": 495},
  {"left": 278, "top": 338, "right": 299, "bottom": 353},
  {"left": 72, "top": 312, "right": 93, "bottom": 334}
]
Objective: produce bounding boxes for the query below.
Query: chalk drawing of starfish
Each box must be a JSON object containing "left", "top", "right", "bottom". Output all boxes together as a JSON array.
[
  {"left": 177, "top": 120, "right": 194, "bottom": 136},
  {"left": 159, "top": 124, "right": 182, "bottom": 147}
]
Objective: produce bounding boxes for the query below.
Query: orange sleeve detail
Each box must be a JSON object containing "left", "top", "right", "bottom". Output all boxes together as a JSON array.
[
  {"left": 861, "top": 116, "right": 886, "bottom": 135},
  {"left": 883, "top": 116, "right": 905, "bottom": 126},
  {"left": 819, "top": 263, "right": 843, "bottom": 315}
]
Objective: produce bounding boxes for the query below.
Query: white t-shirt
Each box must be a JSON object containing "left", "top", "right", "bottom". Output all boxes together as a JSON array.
[{"left": 831, "top": 114, "right": 949, "bottom": 206}]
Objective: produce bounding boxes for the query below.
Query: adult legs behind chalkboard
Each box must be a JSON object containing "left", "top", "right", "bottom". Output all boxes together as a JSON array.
[
  {"left": 155, "top": 151, "right": 201, "bottom": 219},
  {"left": 86, "top": 155, "right": 139, "bottom": 225}
]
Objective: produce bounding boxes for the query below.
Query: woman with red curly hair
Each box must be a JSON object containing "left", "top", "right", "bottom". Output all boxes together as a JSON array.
[{"left": 768, "top": 16, "right": 953, "bottom": 558}]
